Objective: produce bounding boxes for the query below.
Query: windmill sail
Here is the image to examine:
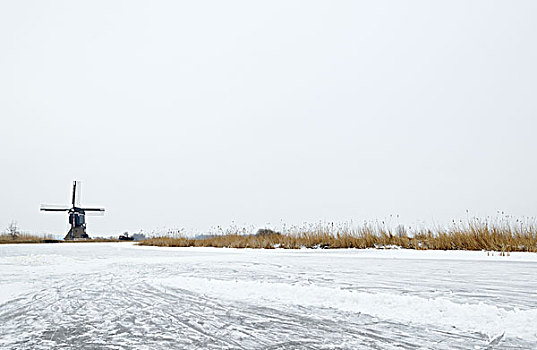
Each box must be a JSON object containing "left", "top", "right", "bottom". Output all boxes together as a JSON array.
[
  {"left": 71, "top": 181, "right": 77, "bottom": 207},
  {"left": 75, "top": 181, "right": 82, "bottom": 207},
  {"left": 83, "top": 207, "right": 105, "bottom": 216},
  {"left": 40, "top": 204, "right": 70, "bottom": 211}
]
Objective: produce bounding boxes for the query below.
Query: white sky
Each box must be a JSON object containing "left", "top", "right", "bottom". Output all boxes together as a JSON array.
[{"left": 1, "top": 1, "right": 536, "bottom": 236}]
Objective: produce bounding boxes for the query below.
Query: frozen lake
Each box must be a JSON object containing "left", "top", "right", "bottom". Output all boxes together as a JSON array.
[{"left": 1, "top": 243, "right": 536, "bottom": 349}]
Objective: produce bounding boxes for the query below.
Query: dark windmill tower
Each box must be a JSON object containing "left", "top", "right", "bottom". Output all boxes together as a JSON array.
[{"left": 41, "top": 181, "right": 105, "bottom": 240}]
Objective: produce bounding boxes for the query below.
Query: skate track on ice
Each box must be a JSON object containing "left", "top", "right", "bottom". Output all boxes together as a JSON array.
[{"left": 1, "top": 243, "right": 536, "bottom": 349}]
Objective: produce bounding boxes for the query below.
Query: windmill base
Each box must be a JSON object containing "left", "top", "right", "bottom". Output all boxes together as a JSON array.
[{"left": 64, "top": 226, "right": 90, "bottom": 240}]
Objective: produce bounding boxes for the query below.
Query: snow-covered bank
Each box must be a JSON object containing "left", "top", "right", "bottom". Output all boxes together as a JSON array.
[
  {"left": 134, "top": 244, "right": 537, "bottom": 262},
  {"left": 1, "top": 243, "right": 536, "bottom": 349}
]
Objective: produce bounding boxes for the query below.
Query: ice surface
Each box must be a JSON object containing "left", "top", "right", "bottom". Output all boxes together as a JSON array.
[{"left": 1, "top": 243, "right": 536, "bottom": 349}]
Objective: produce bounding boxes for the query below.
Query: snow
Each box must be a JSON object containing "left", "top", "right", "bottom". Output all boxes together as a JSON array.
[
  {"left": 1, "top": 243, "right": 536, "bottom": 349},
  {"left": 158, "top": 276, "right": 537, "bottom": 341}
]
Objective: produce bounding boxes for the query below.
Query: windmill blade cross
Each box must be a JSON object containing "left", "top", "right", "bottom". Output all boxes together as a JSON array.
[{"left": 40, "top": 180, "right": 104, "bottom": 239}]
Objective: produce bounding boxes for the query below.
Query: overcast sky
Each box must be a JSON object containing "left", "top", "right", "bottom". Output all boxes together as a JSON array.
[{"left": 1, "top": 1, "right": 536, "bottom": 236}]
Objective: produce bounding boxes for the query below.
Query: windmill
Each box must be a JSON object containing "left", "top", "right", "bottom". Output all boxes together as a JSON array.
[{"left": 41, "top": 181, "right": 105, "bottom": 240}]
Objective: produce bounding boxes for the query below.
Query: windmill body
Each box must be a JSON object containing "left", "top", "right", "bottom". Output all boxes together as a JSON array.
[{"left": 41, "top": 181, "right": 105, "bottom": 240}]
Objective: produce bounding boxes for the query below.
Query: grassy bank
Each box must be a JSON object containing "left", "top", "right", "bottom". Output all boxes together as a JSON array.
[
  {"left": 0, "top": 234, "right": 121, "bottom": 244},
  {"left": 138, "top": 219, "right": 537, "bottom": 252},
  {"left": 0, "top": 234, "right": 47, "bottom": 244}
]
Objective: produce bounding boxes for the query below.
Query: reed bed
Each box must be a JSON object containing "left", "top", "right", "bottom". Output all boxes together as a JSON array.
[
  {"left": 0, "top": 233, "right": 50, "bottom": 244},
  {"left": 139, "top": 218, "right": 537, "bottom": 252},
  {"left": 0, "top": 234, "right": 120, "bottom": 244}
]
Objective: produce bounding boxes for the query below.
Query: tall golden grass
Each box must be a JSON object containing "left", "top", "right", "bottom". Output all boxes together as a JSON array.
[
  {"left": 138, "top": 218, "right": 537, "bottom": 252},
  {"left": 0, "top": 234, "right": 121, "bottom": 244},
  {"left": 0, "top": 233, "right": 49, "bottom": 244}
]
